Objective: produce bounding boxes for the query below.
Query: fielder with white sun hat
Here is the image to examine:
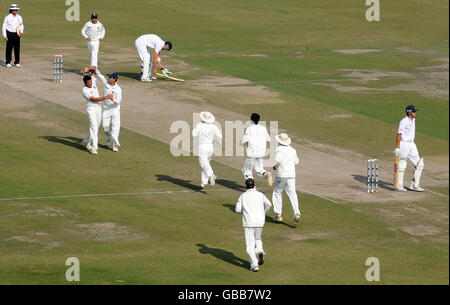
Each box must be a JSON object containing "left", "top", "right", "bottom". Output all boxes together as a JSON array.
[
  {"left": 192, "top": 111, "right": 222, "bottom": 189},
  {"left": 272, "top": 133, "right": 301, "bottom": 227},
  {"left": 2, "top": 3, "right": 24, "bottom": 68}
]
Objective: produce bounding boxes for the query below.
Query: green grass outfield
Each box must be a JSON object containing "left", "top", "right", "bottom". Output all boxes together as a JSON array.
[
  {"left": 0, "top": 98, "right": 447, "bottom": 284},
  {"left": 0, "top": 0, "right": 448, "bottom": 284}
]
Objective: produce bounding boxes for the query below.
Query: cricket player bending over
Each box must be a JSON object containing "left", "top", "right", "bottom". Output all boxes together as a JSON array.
[
  {"left": 92, "top": 67, "right": 122, "bottom": 152},
  {"left": 235, "top": 178, "right": 272, "bottom": 272},
  {"left": 272, "top": 133, "right": 301, "bottom": 227},
  {"left": 192, "top": 111, "right": 222, "bottom": 189},
  {"left": 134, "top": 34, "right": 172, "bottom": 82},
  {"left": 394, "top": 105, "right": 424, "bottom": 192},
  {"left": 81, "top": 13, "right": 105, "bottom": 67},
  {"left": 81, "top": 74, "right": 113, "bottom": 155},
  {"left": 240, "top": 113, "right": 273, "bottom": 186}
]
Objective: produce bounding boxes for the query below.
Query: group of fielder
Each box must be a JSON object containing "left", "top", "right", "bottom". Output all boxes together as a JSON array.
[
  {"left": 193, "top": 110, "right": 304, "bottom": 271},
  {"left": 2, "top": 4, "right": 426, "bottom": 272}
]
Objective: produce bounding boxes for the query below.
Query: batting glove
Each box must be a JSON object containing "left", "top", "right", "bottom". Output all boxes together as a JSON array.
[
  {"left": 393, "top": 148, "right": 400, "bottom": 157},
  {"left": 161, "top": 68, "right": 172, "bottom": 76}
]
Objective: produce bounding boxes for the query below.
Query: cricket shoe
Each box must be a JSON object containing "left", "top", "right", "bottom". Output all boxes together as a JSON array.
[
  {"left": 141, "top": 78, "right": 152, "bottom": 82},
  {"left": 6, "top": 63, "right": 12, "bottom": 68},
  {"left": 90, "top": 149, "right": 98, "bottom": 155},
  {"left": 273, "top": 215, "right": 283, "bottom": 223},
  {"left": 396, "top": 187, "right": 407, "bottom": 192},
  {"left": 266, "top": 172, "right": 273, "bottom": 186},
  {"left": 86, "top": 143, "right": 93, "bottom": 151},
  {"left": 15, "top": 64, "right": 21, "bottom": 68},
  {"left": 409, "top": 184, "right": 424, "bottom": 192},
  {"left": 209, "top": 175, "right": 216, "bottom": 187},
  {"left": 257, "top": 252, "right": 264, "bottom": 266},
  {"left": 112, "top": 146, "right": 119, "bottom": 152},
  {"left": 293, "top": 214, "right": 301, "bottom": 228},
  {"left": 251, "top": 266, "right": 259, "bottom": 272}
]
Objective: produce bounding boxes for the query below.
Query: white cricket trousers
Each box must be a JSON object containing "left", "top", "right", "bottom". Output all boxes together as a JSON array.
[
  {"left": 83, "top": 105, "right": 102, "bottom": 150},
  {"left": 244, "top": 227, "right": 264, "bottom": 269},
  {"left": 242, "top": 157, "right": 267, "bottom": 180},
  {"left": 103, "top": 106, "right": 121, "bottom": 147},
  {"left": 399, "top": 141, "right": 420, "bottom": 165},
  {"left": 135, "top": 39, "right": 151, "bottom": 80},
  {"left": 272, "top": 177, "right": 300, "bottom": 217},
  {"left": 87, "top": 40, "right": 100, "bottom": 67},
  {"left": 198, "top": 144, "right": 215, "bottom": 185}
]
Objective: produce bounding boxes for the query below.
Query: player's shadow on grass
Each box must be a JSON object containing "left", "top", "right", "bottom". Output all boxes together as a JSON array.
[
  {"left": 352, "top": 174, "right": 395, "bottom": 191},
  {"left": 156, "top": 175, "right": 206, "bottom": 193},
  {"left": 196, "top": 243, "right": 250, "bottom": 270},
  {"left": 265, "top": 215, "right": 294, "bottom": 229},
  {"left": 222, "top": 204, "right": 236, "bottom": 212},
  {"left": 216, "top": 179, "right": 246, "bottom": 192},
  {"left": 39, "top": 136, "right": 86, "bottom": 151},
  {"left": 117, "top": 72, "right": 141, "bottom": 81}
]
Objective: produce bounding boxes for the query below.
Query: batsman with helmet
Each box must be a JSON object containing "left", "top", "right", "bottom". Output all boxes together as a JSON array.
[{"left": 393, "top": 105, "right": 425, "bottom": 192}]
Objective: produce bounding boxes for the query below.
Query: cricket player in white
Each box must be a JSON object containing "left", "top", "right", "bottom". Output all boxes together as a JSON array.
[
  {"left": 235, "top": 178, "right": 272, "bottom": 272},
  {"left": 134, "top": 34, "right": 172, "bottom": 82},
  {"left": 394, "top": 105, "right": 424, "bottom": 192},
  {"left": 272, "top": 133, "right": 301, "bottom": 227},
  {"left": 81, "top": 74, "right": 113, "bottom": 155},
  {"left": 93, "top": 68, "right": 122, "bottom": 152},
  {"left": 81, "top": 13, "right": 105, "bottom": 67},
  {"left": 240, "top": 113, "right": 273, "bottom": 186},
  {"left": 192, "top": 111, "right": 222, "bottom": 188}
]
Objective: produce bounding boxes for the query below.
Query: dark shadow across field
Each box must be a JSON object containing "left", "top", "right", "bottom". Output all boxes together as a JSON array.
[
  {"left": 156, "top": 174, "right": 206, "bottom": 193},
  {"left": 39, "top": 136, "right": 86, "bottom": 151},
  {"left": 352, "top": 174, "right": 395, "bottom": 191},
  {"left": 196, "top": 243, "right": 250, "bottom": 270},
  {"left": 117, "top": 72, "right": 141, "bottom": 81},
  {"left": 216, "top": 179, "right": 246, "bottom": 192},
  {"left": 39, "top": 136, "right": 110, "bottom": 151}
]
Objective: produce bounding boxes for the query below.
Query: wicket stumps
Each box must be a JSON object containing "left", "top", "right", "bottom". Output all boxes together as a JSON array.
[
  {"left": 53, "top": 55, "right": 63, "bottom": 83},
  {"left": 367, "top": 159, "right": 379, "bottom": 193}
]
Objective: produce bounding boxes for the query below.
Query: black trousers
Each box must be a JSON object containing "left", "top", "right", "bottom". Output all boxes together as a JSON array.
[{"left": 5, "top": 30, "right": 20, "bottom": 65}]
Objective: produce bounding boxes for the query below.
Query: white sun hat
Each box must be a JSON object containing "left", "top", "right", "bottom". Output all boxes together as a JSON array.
[
  {"left": 275, "top": 133, "right": 291, "bottom": 146},
  {"left": 9, "top": 4, "right": 20, "bottom": 10},
  {"left": 200, "top": 111, "right": 215, "bottom": 123}
]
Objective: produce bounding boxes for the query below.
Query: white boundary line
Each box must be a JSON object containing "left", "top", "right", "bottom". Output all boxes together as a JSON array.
[
  {"left": 296, "top": 187, "right": 341, "bottom": 204},
  {"left": 0, "top": 190, "right": 194, "bottom": 201},
  {"left": 424, "top": 189, "right": 449, "bottom": 199},
  {"left": 0, "top": 186, "right": 343, "bottom": 204}
]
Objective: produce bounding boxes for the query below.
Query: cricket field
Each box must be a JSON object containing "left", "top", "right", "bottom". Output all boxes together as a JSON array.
[{"left": 0, "top": 0, "right": 448, "bottom": 285}]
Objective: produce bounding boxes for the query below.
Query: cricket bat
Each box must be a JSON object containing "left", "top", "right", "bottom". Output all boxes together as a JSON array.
[
  {"left": 156, "top": 72, "right": 184, "bottom": 82},
  {"left": 393, "top": 156, "right": 399, "bottom": 189}
]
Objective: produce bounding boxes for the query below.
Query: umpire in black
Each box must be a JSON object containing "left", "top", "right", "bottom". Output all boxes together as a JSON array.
[{"left": 2, "top": 4, "right": 23, "bottom": 68}]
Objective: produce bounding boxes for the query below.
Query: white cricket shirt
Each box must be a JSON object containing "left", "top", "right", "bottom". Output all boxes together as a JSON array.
[
  {"left": 398, "top": 116, "right": 415, "bottom": 143},
  {"left": 82, "top": 78, "right": 101, "bottom": 107},
  {"left": 2, "top": 13, "right": 23, "bottom": 37},
  {"left": 274, "top": 145, "right": 299, "bottom": 178},
  {"left": 240, "top": 123, "right": 271, "bottom": 158},
  {"left": 81, "top": 21, "right": 105, "bottom": 41},
  {"left": 95, "top": 70, "right": 122, "bottom": 109},
  {"left": 135, "top": 34, "right": 165, "bottom": 53},
  {"left": 192, "top": 122, "right": 222, "bottom": 145},
  {"left": 235, "top": 188, "right": 272, "bottom": 227}
]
